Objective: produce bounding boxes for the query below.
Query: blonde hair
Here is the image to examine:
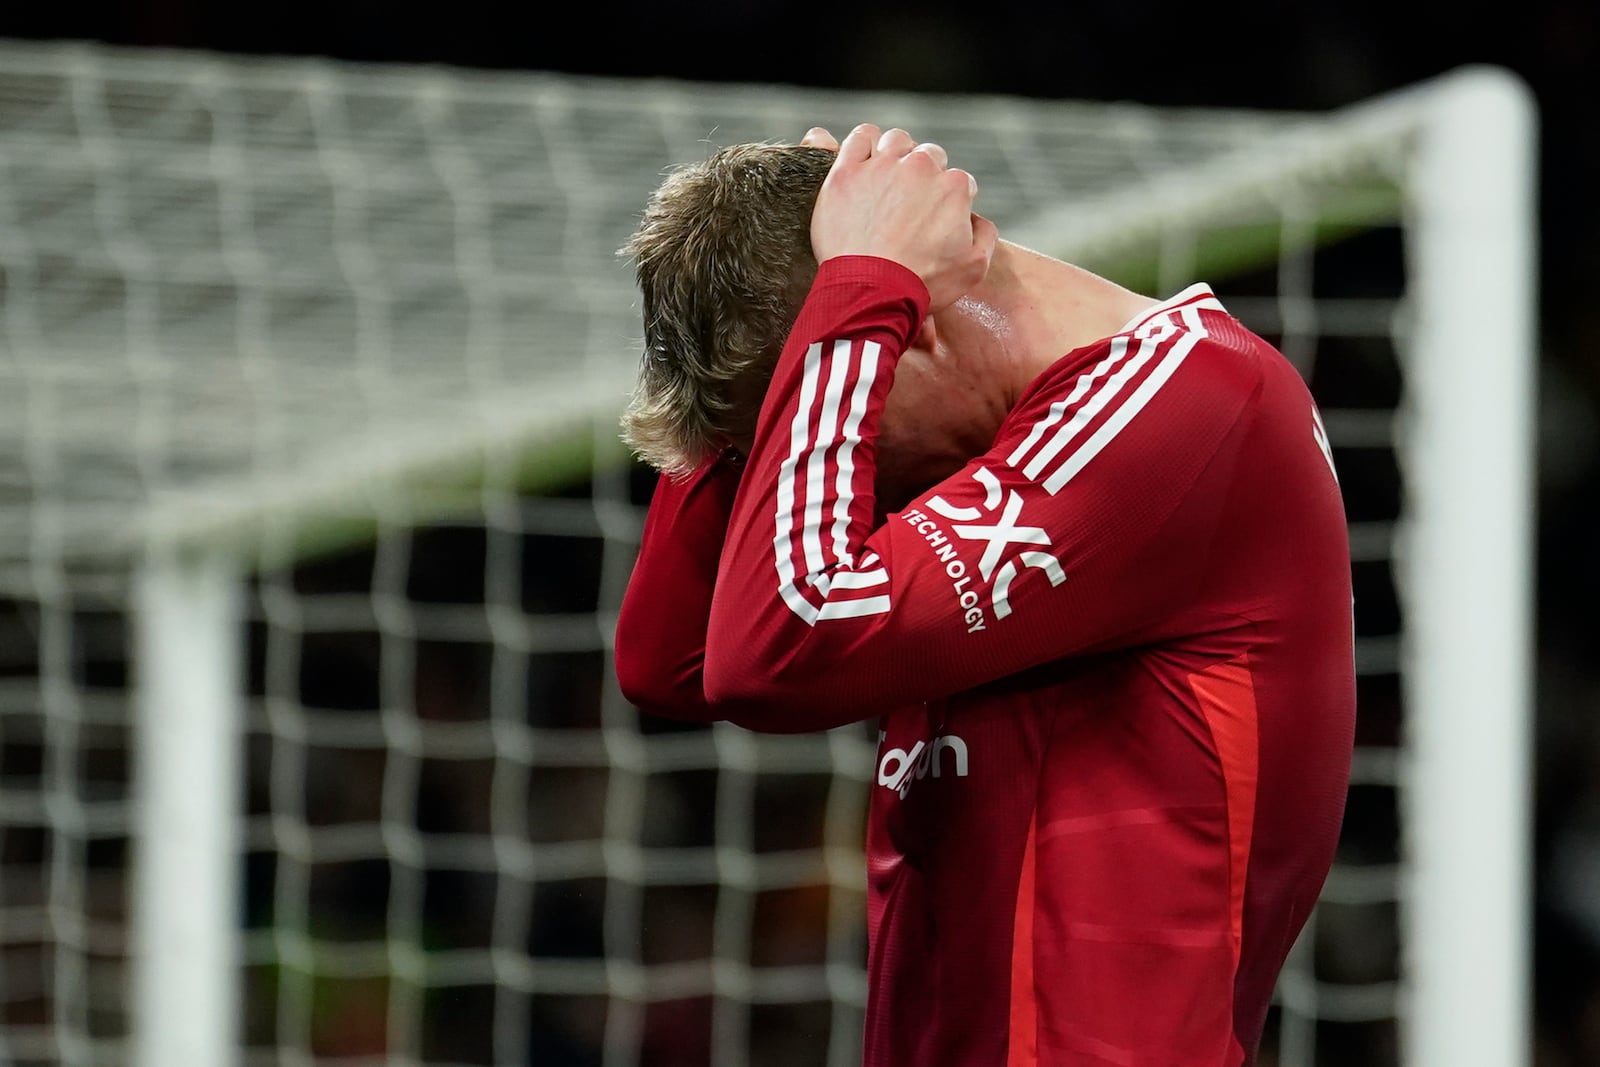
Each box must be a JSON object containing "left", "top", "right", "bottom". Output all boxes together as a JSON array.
[{"left": 618, "top": 142, "right": 835, "bottom": 475}]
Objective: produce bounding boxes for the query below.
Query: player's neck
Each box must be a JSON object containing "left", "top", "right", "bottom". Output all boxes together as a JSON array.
[{"left": 970, "top": 241, "right": 1159, "bottom": 407}]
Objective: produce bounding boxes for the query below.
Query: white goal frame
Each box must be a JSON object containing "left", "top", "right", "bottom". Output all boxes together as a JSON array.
[{"left": 118, "top": 65, "right": 1535, "bottom": 1067}]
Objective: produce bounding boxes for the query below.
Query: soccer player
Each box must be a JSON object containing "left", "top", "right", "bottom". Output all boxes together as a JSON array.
[{"left": 613, "top": 123, "right": 1356, "bottom": 1066}]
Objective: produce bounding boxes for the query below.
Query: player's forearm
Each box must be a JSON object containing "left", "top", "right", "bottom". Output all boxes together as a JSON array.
[
  {"left": 614, "top": 462, "right": 739, "bottom": 721},
  {"left": 616, "top": 459, "right": 879, "bottom": 732},
  {"left": 702, "top": 257, "right": 926, "bottom": 720}
]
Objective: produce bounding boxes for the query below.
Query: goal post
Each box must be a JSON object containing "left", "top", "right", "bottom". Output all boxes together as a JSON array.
[
  {"left": 1032, "top": 64, "right": 1541, "bottom": 1067},
  {"left": 0, "top": 41, "right": 1535, "bottom": 1067},
  {"left": 1400, "top": 67, "right": 1536, "bottom": 1067},
  {"left": 130, "top": 549, "right": 244, "bottom": 1067}
]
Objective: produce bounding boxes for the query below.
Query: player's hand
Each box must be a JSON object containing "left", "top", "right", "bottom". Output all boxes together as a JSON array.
[{"left": 809, "top": 123, "right": 998, "bottom": 312}]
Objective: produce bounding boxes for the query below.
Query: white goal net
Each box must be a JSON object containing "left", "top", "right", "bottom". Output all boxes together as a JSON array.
[{"left": 0, "top": 40, "right": 1534, "bottom": 1067}]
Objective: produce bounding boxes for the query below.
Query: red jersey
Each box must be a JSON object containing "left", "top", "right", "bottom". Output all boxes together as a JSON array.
[{"left": 615, "top": 257, "right": 1356, "bottom": 1066}]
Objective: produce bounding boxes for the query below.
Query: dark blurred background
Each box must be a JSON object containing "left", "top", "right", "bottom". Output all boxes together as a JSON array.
[{"left": 2, "top": 2, "right": 1595, "bottom": 1063}]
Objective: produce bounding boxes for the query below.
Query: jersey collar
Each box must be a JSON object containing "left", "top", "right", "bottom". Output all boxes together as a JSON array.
[{"left": 1116, "top": 282, "right": 1225, "bottom": 336}]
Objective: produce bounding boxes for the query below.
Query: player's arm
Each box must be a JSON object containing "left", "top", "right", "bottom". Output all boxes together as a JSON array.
[
  {"left": 613, "top": 459, "right": 739, "bottom": 721},
  {"left": 701, "top": 127, "right": 1262, "bottom": 727},
  {"left": 614, "top": 456, "right": 877, "bottom": 733},
  {"left": 702, "top": 268, "right": 1260, "bottom": 724}
]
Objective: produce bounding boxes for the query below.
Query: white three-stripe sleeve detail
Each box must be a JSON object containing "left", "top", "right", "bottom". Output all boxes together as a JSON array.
[
  {"left": 1040, "top": 306, "right": 1210, "bottom": 494},
  {"left": 1011, "top": 302, "right": 1213, "bottom": 473},
  {"left": 812, "top": 567, "right": 889, "bottom": 596},
  {"left": 773, "top": 337, "right": 891, "bottom": 626},
  {"left": 773, "top": 342, "right": 824, "bottom": 624},
  {"left": 1115, "top": 286, "right": 1226, "bottom": 334},
  {"left": 1022, "top": 323, "right": 1183, "bottom": 481},
  {"left": 1005, "top": 393, "right": 1073, "bottom": 468},
  {"left": 818, "top": 596, "right": 893, "bottom": 620},
  {"left": 827, "top": 568, "right": 889, "bottom": 590},
  {"left": 1016, "top": 336, "right": 1136, "bottom": 477},
  {"left": 801, "top": 339, "right": 854, "bottom": 577},
  {"left": 829, "top": 340, "right": 881, "bottom": 567}
]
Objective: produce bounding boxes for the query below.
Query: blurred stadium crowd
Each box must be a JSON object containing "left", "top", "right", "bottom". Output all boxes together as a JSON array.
[{"left": 1, "top": 1, "right": 1597, "bottom": 1064}]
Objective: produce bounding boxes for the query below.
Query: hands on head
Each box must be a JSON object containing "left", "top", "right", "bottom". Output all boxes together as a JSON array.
[{"left": 801, "top": 124, "right": 998, "bottom": 312}]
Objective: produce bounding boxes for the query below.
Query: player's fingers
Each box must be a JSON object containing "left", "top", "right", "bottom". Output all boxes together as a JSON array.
[
  {"left": 910, "top": 141, "right": 948, "bottom": 169},
  {"left": 875, "top": 127, "right": 916, "bottom": 158},
  {"left": 837, "top": 123, "right": 879, "bottom": 163},
  {"left": 801, "top": 126, "right": 840, "bottom": 151},
  {"left": 945, "top": 167, "right": 978, "bottom": 202}
]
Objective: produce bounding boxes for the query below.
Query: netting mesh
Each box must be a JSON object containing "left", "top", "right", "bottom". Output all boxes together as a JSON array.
[
  {"left": 235, "top": 479, "right": 877, "bottom": 1067},
  {"left": 0, "top": 38, "right": 1432, "bottom": 1067}
]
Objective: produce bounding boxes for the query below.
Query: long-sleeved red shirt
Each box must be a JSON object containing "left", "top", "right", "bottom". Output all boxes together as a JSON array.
[{"left": 615, "top": 257, "right": 1356, "bottom": 1065}]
